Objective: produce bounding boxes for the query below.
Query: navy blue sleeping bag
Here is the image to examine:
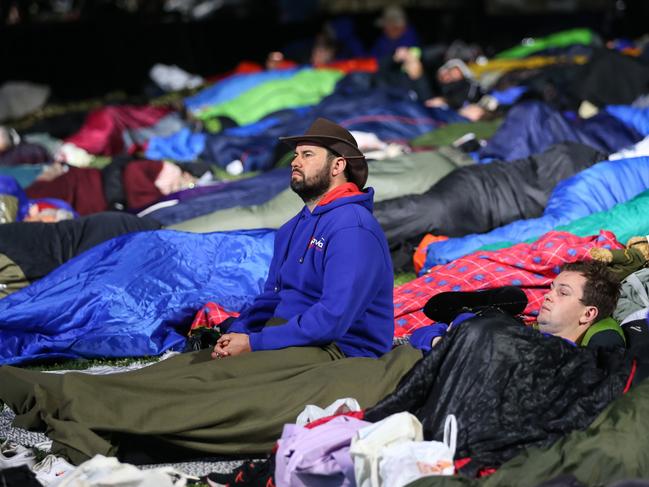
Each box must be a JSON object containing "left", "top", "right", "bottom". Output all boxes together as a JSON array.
[{"left": 479, "top": 101, "right": 641, "bottom": 161}]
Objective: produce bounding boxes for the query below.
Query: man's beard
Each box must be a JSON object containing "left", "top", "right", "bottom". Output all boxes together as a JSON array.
[{"left": 291, "top": 163, "right": 332, "bottom": 203}]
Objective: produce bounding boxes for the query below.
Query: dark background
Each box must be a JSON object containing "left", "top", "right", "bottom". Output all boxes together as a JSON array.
[{"left": 2, "top": 0, "right": 648, "bottom": 101}]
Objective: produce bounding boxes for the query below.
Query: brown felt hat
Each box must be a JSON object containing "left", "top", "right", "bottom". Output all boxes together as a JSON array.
[{"left": 279, "top": 117, "right": 368, "bottom": 188}]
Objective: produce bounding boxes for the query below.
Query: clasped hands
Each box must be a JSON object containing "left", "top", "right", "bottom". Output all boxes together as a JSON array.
[{"left": 211, "top": 332, "right": 251, "bottom": 359}]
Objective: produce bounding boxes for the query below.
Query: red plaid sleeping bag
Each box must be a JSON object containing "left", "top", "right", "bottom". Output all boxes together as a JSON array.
[{"left": 393, "top": 230, "right": 623, "bottom": 337}]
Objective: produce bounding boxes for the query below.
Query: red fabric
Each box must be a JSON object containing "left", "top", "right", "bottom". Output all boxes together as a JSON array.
[
  {"left": 203, "top": 58, "right": 375, "bottom": 86},
  {"left": 189, "top": 302, "right": 239, "bottom": 333},
  {"left": 26, "top": 167, "right": 107, "bottom": 216},
  {"left": 30, "top": 200, "right": 60, "bottom": 211},
  {"left": 204, "top": 59, "right": 315, "bottom": 84},
  {"left": 624, "top": 358, "right": 637, "bottom": 394},
  {"left": 303, "top": 410, "right": 366, "bottom": 430},
  {"left": 478, "top": 467, "right": 498, "bottom": 478},
  {"left": 453, "top": 459, "right": 497, "bottom": 478},
  {"left": 122, "top": 160, "right": 164, "bottom": 210},
  {"left": 203, "top": 61, "right": 265, "bottom": 83},
  {"left": 393, "top": 230, "right": 623, "bottom": 337},
  {"left": 320, "top": 58, "right": 378, "bottom": 74},
  {"left": 317, "top": 183, "right": 363, "bottom": 207},
  {"left": 454, "top": 458, "right": 472, "bottom": 470},
  {"left": 621, "top": 47, "right": 642, "bottom": 57},
  {"left": 65, "top": 105, "right": 172, "bottom": 155},
  {"left": 203, "top": 59, "right": 299, "bottom": 84}
]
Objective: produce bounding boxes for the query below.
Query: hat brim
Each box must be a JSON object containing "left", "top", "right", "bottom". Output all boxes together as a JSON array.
[{"left": 279, "top": 134, "right": 365, "bottom": 159}]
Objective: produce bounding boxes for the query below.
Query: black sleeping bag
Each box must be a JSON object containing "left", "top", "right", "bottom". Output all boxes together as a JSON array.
[
  {"left": 568, "top": 48, "right": 649, "bottom": 109},
  {"left": 0, "top": 211, "right": 161, "bottom": 281},
  {"left": 496, "top": 48, "right": 649, "bottom": 112},
  {"left": 364, "top": 312, "right": 632, "bottom": 476},
  {"left": 374, "top": 142, "right": 606, "bottom": 255}
]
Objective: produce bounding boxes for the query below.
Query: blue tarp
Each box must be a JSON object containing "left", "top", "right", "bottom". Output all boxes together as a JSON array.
[
  {"left": 423, "top": 156, "right": 649, "bottom": 271},
  {"left": 0, "top": 229, "right": 276, "bottom": 365},
  {"left": 479, "top": 101, "right": 641, "bottom": 162}
]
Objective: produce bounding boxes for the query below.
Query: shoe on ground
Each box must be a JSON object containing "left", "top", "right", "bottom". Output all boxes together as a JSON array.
[
  {"left": 423, "top": 286, "right": 528, "bottom": 324},
  {"left": 0, "top": 439, "right": 37, "bottom": 470},
  {"left": 204, "top": 459, "right": 274, "bottom": 487},
  {"left": 31, "top": 454, "right": 75, "bottom": 486}
]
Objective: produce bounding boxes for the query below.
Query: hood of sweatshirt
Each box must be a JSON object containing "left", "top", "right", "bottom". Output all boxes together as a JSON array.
[{"left": 311, "top": 186, "right": 374, "bottom": 216}]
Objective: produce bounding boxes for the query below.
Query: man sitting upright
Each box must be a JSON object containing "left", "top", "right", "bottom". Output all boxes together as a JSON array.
[{"left": 214, "top": 117, "right": 394, "bottom": 360}]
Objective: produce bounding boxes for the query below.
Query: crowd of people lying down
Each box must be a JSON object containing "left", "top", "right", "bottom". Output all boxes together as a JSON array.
[
  {"left": 2, "top": 120, "right": 649, "bottom": 486},
  {"left": 3, "top": 15, "right": 649, "bottom": 484}
]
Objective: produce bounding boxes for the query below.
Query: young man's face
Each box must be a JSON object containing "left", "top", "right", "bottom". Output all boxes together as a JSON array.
[
  {"left": 290, "top": 144, "right": 335, "bottom": 202},
  {"left": 537, "top": 270, "right": 598, "bottom": 340}
]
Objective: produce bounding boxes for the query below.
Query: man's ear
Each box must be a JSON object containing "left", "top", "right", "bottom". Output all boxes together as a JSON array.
[
  {"left": 332, "top": 157, "right": 346, "bottom": 178},
  {"left": 581, "top": 305, "right": 599, "bottom": 327}
]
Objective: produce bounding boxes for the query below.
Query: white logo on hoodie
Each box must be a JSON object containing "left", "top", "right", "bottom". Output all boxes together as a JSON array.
[{"left": 309, "top": 236, "right": 325, "bottom": 250}]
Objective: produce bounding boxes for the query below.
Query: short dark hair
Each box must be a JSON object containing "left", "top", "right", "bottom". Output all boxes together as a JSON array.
[
  {"left": 561, "top": 260, "right": 620, "bottom": 319},
  {"left": 325, "top": 148, "right": 351, "bottom": 183}
]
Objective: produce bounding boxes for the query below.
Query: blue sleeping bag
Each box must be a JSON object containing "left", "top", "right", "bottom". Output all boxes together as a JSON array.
[{"left": 0, "top": 228, "right": 275, "bottom": 365}]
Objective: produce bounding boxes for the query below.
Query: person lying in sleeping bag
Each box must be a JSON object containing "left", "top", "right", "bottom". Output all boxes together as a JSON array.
[{"left": 411, "top": 260, "right": 626, "bottom": 351}]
